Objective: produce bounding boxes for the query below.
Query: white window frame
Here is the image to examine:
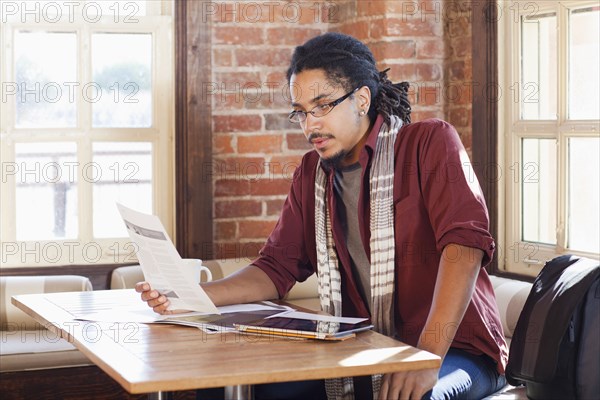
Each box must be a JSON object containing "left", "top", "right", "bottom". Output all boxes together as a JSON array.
[
  {"left": 498, "top": 0, "right": 600, "bottom": 276},
  {"left": 0, "top": 1, "right": 174, "bottom": 267}
]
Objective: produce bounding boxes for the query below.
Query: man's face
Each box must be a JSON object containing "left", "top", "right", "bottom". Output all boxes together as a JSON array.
[{"left": 289, "top": 69, "right": 371, "bottom": 168}]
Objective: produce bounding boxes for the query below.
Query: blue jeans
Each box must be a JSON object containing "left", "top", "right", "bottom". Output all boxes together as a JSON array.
[
  {"left": 197, "top": 348, "right": 505, "bottom": 400},
  {"left": 422, "top": 348, "right": 506, "bottom": 400}
]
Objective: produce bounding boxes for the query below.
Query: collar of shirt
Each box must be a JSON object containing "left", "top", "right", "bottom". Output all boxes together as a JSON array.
[{"left": 358, "top": 114, "right": 385, "bottom": 170}]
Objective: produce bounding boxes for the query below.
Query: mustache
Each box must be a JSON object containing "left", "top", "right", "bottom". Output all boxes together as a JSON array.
[{"left": 307, "top": 133, "right": 334, "bottom": 143}]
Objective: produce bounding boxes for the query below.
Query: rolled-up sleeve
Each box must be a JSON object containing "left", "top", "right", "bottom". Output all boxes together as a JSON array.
[{"left": 419, "top": 120, "right": 495, "bottom": 266}]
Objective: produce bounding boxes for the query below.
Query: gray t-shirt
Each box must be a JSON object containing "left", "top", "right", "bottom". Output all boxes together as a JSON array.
[{"left": 333, "top": 163, "right": 371, "bottom": 312}]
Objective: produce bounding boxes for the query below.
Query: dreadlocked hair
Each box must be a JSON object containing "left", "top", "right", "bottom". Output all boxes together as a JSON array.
[{"left": 286, "top": 32, "right": 411, "bottom": 125}]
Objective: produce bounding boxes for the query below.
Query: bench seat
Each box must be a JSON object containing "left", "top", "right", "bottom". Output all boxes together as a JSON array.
[{"left": 0, "top": 275, "right": 94, "bottom": 372}]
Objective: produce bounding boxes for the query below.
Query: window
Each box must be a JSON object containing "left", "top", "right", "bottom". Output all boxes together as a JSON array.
[
  {"left": 1, "top": 0, "right": 174, "bottom": 267},
  {"left": 499, "top": 1, "right": 600, "bottom": 275}
]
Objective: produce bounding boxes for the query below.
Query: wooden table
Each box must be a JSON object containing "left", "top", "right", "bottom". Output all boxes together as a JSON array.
[{"left": 12, "top": 290, "right": 440, "bottom": 398}]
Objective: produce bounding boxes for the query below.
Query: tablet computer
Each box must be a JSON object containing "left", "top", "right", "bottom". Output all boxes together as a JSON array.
[{"left": 234, "top": 317, "right": 374, "bottom": 341}]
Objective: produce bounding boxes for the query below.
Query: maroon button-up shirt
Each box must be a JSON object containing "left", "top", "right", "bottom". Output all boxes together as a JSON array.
[{"left": 253, "top": 115, "right": 509, "bottom": 373}]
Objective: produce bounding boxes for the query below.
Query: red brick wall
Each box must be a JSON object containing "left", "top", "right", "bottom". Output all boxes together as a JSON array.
[
  {"left": 444, "top": 0, "right": 474, "bottom": 153},
  {"left": 209, "top": 2, "right": 328, "bottom": 259},
  {"left": 334, "top": 0, "right": 473, "bottom": 146},
  {"left": 334, "top": 0, "right": 445, "bottom": 122},
  {"left": 209, "top": 0, "right": 472, "bottom": 259}
]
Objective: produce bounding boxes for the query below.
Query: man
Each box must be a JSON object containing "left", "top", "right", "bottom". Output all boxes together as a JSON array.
[{"left": 137, "top": 33, "right": 508, "bottom": 400}]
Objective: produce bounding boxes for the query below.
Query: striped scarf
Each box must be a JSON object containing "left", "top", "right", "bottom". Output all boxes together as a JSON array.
[{"left": 315, "top": 116, "right": 403, "bottom": 400}]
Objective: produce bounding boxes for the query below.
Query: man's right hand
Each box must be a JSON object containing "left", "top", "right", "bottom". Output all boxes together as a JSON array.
[
  {"left": 135, "top": 266, "right": 278, "bottom": 314},
  {"left": 135, "top": 281, "right": 178, "bottom": 315}
]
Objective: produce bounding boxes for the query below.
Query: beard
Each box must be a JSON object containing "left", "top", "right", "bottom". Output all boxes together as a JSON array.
[
  {"left": 320, "top": 149, "right": 350, "bottom": 171},
  {"left": 308, "top": 132, "right": 353, "bottom": 171}
]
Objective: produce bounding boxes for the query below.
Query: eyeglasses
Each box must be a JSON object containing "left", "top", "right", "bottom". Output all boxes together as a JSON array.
[{"left": 288, "top": 88, "right": 359, "bottom": 123}]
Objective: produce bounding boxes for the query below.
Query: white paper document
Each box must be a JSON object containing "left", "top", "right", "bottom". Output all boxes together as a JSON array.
[
  {"left": 77, "top": 301, "right": 294, "bottom": 324},
  {"left": 116, "top": 203, "right": 219, "bottom": 314}
]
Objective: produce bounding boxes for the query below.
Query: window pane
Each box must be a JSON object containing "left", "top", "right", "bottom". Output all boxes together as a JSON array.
[
  {"left": 92, "top": 142, "right": 152, "bottom": 238},
  {"left": 568, "top": 138, "right": 600, "bottom": 253},
  {"left": 521, "top": 138, "right": 557, "bottom": 244},
  {"left": 521, "top": 12, "right": 557, "bottom": 120},
  {"left": 14, "top": 31, "right": 77, "bottom": 128},
  {"left": 15, "top": 143, "right": 78, "bottom": 240},
  {"left": 569, "top": 7, "right": 600, "bottom": 120},
  {"left": 92, "top": 33, "right": 152, "bottom": 128}
]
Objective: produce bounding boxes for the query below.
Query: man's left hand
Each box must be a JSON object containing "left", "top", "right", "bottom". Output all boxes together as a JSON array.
[{"left": 378, "top": 368, "right": 438, "bottom": 400}]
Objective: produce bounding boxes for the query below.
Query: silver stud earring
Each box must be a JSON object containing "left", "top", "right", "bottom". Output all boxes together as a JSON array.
[{"left": 360, "top": 110, "right": 366, "bottom": 116}]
